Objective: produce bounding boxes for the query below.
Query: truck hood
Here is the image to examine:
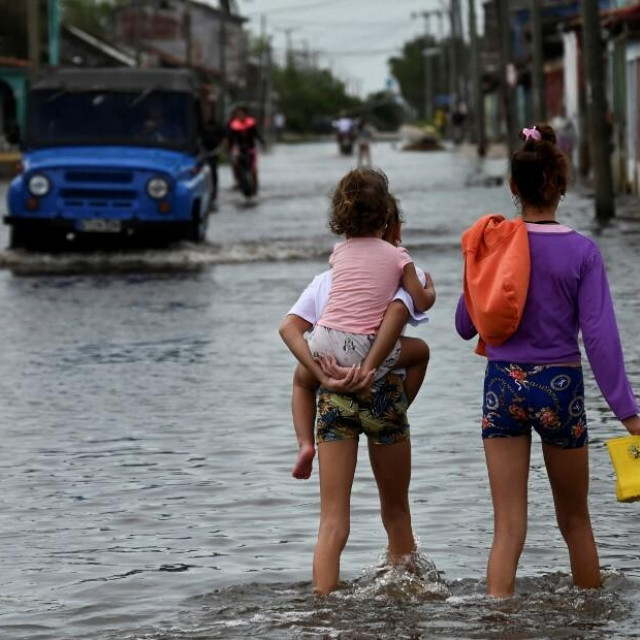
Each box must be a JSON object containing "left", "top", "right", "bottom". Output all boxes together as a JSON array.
[{"left": 24, "top": 146, "right": 195, "bottom": 175}]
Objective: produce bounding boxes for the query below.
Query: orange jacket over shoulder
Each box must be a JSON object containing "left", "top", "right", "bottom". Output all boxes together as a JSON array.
[{"left": 461, "top": 214, "right": 530, "bottom": 355}]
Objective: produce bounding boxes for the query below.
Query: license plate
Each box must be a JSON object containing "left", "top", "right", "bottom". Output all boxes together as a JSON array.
[{"left": 78, "top": 219, "right": 123, "bottom": 233}]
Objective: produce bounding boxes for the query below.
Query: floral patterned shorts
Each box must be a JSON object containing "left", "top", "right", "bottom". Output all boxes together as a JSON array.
[
  {"left": 482, "top": 362, "right": 587, "bottom": 449},
  {"left": 316, "top": 373, "right": 410, "bottom": 446}
]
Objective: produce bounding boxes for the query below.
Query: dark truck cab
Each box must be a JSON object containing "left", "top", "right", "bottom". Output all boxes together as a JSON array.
[{"left": 5, "top": 68, "right": 212, "bottom": 248}]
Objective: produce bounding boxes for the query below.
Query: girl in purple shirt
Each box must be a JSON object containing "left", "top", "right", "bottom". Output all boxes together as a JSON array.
[{"left": 456, "top": 124, "right": 640, "bottom": 597}]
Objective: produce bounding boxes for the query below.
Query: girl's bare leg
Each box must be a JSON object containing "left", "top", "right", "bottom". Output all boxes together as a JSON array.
[
  {"left": 484, "top": 436, "right": 531, "bottom": 597},
  {"left": 368, "top": 439, "right": 415, "bottom": 564},
  {"left": 360, "top": 302, "right": 430, "bottom": 404},
  {"left": 395, "top": 337, "right": 430, "bottom": 405},
  {"left": 291, "top": 364, "right": 319, "bottom": 479},
  {"left": 542, "top": 444, "right": 601, "bottom": 589},
  {"left": 313, "top": 440, "right": 359, "bottom": 594}
]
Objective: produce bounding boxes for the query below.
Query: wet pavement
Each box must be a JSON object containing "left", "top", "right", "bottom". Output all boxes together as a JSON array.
[{"left": 0, "top": 141, "right": 639, "bottom": 639}]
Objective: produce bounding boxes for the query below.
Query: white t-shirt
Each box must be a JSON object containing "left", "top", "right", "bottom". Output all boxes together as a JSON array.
[
  {"left": 336, "top": 117, "right": 354, "bottom": 134},
  {"left": 288, "top": 268, "right": 429, "bottom": 327}
]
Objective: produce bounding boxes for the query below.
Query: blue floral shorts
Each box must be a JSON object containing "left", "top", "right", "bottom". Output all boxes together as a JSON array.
[{"left": 482, "top": 362, "right": 588, "bottom": 449}]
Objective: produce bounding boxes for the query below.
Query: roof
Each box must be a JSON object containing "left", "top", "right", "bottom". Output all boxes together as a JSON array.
[
  {"left": 190, "top": 0, "right": 244, "bottom": 20},
  {"left": 603, "top": 3, "right": 640, "bottom": 27},
  {"left": 64, "top": 26, "right": 136, "bottom": 67},
  {"left": 31, "top": 68, "right": 201, "bottom": 93}
]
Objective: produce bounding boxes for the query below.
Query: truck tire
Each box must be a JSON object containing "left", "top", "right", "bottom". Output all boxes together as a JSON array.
[
  {"left": 8, "top": 226, "right": 29, "bottom": 250},
  {"left": 239, "top": 166, "right": 256, "bottom": 198},
  {"left": 185, "top": 201, "right": 207, "bottom": 243}
]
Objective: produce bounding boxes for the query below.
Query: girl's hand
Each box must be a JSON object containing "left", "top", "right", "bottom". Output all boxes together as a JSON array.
[
  {"left": 622, "top": 415, "right": 640, "bottom": 436},
  {"left": 318, "top": 354, "right": 352, "bottom": 379},
  {"left": 318, "top": 355, "right": 375, "bottom": 393}
]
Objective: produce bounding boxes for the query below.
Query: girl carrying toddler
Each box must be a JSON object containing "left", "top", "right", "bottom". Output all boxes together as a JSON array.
[{"left": 280, "top": 168, "right": 435, "bottom": 593}]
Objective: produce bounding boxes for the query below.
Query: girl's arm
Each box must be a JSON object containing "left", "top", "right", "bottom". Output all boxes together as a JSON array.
[
  {"left": 455, "top": 294, "right": 478, "bottom": 340},
  {"left": 360, "top": 300, "right": 410, "bottom": 374},
  {"left": 402, "top": 263, "right": 435, "bottom": 312},
  {"left": 578, "top": 247, "right": 639, "bottom": 426}
]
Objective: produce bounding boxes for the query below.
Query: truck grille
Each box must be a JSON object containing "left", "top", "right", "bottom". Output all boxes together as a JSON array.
[
  {"left": 65, "top": 170, "right": 133, "bottom": 184},
  {"left": 60, "top": 188, "right": 137, "bottom": 210}
]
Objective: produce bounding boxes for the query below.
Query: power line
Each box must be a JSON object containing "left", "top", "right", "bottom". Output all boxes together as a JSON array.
[
  {"left": 244, "top": 0, "right": 439, "bottom": 18},
  {"left": 244, "top": 0, "right": 347, "bottom": 17},
  {"left": 271, "top": 45, "right": 401, "bottom": 57}
]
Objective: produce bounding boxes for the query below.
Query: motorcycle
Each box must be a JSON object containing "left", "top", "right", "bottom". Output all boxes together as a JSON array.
[
  {"left": 234, "top": 146, "right": 258, "bottom": 198},
  {"left": 337, "top": 131, "right": 355, "bottom": 156}
]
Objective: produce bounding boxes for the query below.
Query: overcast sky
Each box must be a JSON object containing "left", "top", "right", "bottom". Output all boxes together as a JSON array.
[{"left": 237, "top": 0, "right": 485, "bottom": 97}]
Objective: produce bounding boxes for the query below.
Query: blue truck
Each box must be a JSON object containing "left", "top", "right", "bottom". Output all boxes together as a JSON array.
[{"left": 5, "top": 68, "right": 212, "bottom": 249}]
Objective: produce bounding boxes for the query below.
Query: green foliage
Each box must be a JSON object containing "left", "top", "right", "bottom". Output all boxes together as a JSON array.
[
  {"left": 389, "top": 34, "right": 461, "bottom": 118},
  {"left": 272, "top": 64, "right": 361, "bottom": 134},
  {"left": 364, "top": 91, "right": 405, "bottom": 132},
  {"left": 61, "top": 0, "right": 127, "bottom": 39},
  {"left": 389, "top": 35, "right": 434, "bottom": 119}
]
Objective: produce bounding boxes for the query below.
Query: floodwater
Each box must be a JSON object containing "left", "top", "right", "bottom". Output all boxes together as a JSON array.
[{"left": 0, "top": 142, "right": 639, "bottom": 640}]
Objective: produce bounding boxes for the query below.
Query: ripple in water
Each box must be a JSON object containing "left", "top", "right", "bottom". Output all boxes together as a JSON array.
[
  {"left": 98, "top": 559, "right": 633, "bottom": 640},
  {"left": 0, "top": 236, "right": 459, "bottom": 275}
]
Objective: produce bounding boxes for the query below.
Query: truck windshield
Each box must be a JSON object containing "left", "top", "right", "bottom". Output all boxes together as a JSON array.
[{"left": 30, "top": 91, "right": 193, "bottom": 150}]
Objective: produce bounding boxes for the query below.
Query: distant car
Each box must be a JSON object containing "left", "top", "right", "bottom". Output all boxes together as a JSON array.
[{"left": 5, "top": 68, "right": 212, "bottom": 249}]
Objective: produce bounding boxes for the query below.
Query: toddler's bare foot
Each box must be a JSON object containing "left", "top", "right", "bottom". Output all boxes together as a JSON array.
[{"left": 292, "top": 443, "right": 316, "bottom": 480}]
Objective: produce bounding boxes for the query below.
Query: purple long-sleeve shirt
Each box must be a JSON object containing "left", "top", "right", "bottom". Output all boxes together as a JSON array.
[{"left": 455, "top": 223, "right": 638, "bottom": 420}]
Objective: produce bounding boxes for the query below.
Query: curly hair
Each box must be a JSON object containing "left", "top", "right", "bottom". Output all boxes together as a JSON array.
[
  {"left": 329, "top": 168, "right": 397, "bottom": 237},
  {"left": 511, "top": 123, "right": 569, "bottom": 208}
]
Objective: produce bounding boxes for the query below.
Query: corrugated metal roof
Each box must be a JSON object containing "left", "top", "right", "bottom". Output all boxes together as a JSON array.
[
  {"left": 65, "top": 26, "right": 136, "bottom": 67},
  {"left": 32, "top": 67, "right": 201, "bottom": 93}
]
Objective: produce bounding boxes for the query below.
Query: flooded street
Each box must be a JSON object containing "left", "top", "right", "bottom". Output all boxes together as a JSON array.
[{"left": 1, "top": 142, "right": 639, "bottom": 639}]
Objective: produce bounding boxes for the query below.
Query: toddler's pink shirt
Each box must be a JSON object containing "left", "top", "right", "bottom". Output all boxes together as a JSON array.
[{"left": 318, "top": 237, "right": 413, "bottom": 334}]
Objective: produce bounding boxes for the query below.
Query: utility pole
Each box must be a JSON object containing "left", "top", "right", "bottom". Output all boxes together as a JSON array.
[
  {"left": 496, "top": 0, "right": 518, "bottom": 155},
  {"left": 259, "top": 14, "right": 268, "bottom": 128},
  {"left": 218, "top": 4, "right": 228, "bottom": 122},
  {"left": 412, "top": 11, "right": 436, "bottom": 121},
  {"left": 531, "top": 0, "right": 546, "bottom": 122},
  {"left": 134, "top": 0, "right": 144, "bottom": 67},
  {"left": 48, "top": 0, "right": 60, "bottom": 66},
  {"left": 580, "top": 0, "right": 615, "bottom": 219},
  {"left": 185, "top": 0, "right": 193, "bottom": 67},
  {"left": 283, "top": 27, "right": 296, "bottom": 69},
  {"left": 27, "top": 0, "right": 41, "bottom": 80},
  {"left": 468, "top": 0, "right": 486, "bottom": 156},
  {"left": 448, "top": 2, "right": 458, "bottom": 103},
  {"left": 451, "top": 0, "right": 466, "bottom": 103}
]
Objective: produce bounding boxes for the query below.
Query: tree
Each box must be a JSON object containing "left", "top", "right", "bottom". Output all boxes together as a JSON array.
[
  {"left": 364, "top": 91, "right": 405, "bottom": 132},
  {"left": 389, "top": 34, "right": 439, "bottom": 119},
  {"left": 271, "top": 64, "right": 361, "bottom": 134},
  {"left": 389, "top": 33, "right": 468, "bottom": 120}
]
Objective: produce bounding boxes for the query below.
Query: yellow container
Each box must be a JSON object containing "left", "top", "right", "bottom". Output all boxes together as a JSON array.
[{"left": 606, "top": 436, "right": 640, "bottom": 503}]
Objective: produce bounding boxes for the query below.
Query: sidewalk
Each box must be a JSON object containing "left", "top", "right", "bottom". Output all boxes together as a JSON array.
[
  {"left": 0, "top": 151, "right": 20, "bottom": 179},
  {"left": 461, "top": 141, "right": 508, "bottom": 160}
]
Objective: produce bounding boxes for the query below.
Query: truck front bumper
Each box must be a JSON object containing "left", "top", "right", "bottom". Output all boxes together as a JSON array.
[{"left": 4, "top": 216, "right": 191, "bottom": 237}]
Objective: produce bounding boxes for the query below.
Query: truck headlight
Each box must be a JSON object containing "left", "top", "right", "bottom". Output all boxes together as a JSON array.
[
  {"left": 28, "top": 174, "right": 51, "bottom": 197},
  {"left": 147, "top": 177, "right": 169, "bottom": 200}
]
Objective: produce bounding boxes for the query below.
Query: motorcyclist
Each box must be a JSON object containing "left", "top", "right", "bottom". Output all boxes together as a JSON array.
[
  {"left": 227, "top": 106, "right": 264, "bottom": 194},
  {"left": 334, "top": 112, "right": 355, "bottom": 155}
]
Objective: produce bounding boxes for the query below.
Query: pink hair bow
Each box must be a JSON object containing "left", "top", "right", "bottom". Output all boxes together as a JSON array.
[{"left": 522, "top": 126, "right": 542, "bottom": 142}]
